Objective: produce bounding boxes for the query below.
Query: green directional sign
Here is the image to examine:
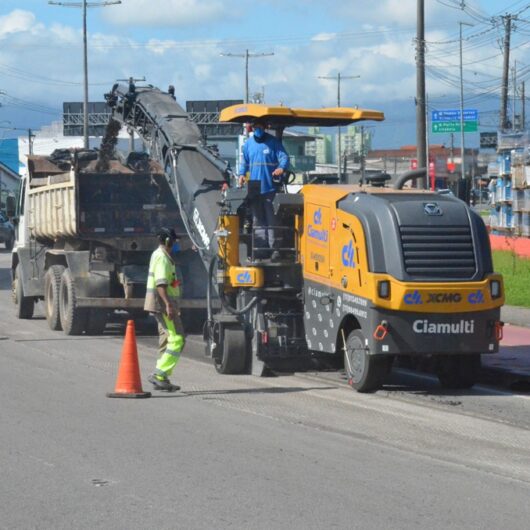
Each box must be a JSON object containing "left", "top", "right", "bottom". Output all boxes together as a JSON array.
[{"left": 432, "top": 121, "right": 478, "bottom": 133}]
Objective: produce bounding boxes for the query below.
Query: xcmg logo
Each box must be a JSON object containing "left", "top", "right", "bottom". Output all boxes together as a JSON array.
[
  {"left": 404, "top": 290, "right": 422, "bottom": 305},
  {"left": 236, "top": 271, "right": 253, "bottom": 284},
  {"left": 341, "top": 241, "right": 356, "bottom": 268},
  {"left": 313, "top": 208, "right": 322, "bottom": 225},
  {"left": 468, "top": 290, "right": 485, "bottom": 304}
]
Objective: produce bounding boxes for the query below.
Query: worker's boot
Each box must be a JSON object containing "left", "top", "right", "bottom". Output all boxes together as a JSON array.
[{"left": 148, "top": 374, "right": 180, "bottom": 392}]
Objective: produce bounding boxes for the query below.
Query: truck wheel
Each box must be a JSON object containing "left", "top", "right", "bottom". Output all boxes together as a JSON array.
[
  {"left": 344, "top": 329, "right": 387, "bottom": 393},
  {"left": 59, "top": 268, "right": 87, "bottom": 336},
  {"left": 13, "top": 264, "right": 34, "bottom": 319},
  {"left": 5, "top": 234, "right": 14, "bottom": 251},
  {"left": 44, "top": 265, "right": 65, "bottom": 330},
  {"left": 84, "top": 309, "right": 107, "bottom": 335},
  {"left": 214, "top": 326, "right": 247, "bottom": 374},
  {"left": 435, "top": 354, "right": 480, "bottom": 389}
]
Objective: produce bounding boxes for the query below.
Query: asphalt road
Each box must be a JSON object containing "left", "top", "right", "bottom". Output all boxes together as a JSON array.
[{"left": 1, "top": 249, "right": 530, "bottom": 529}]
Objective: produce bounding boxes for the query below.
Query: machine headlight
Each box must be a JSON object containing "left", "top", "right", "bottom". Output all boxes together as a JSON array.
[
  {"left": 378, "top": 280, "right": 391, "bottom": 299},
  {"left": 490, "top": 280, "right": 501, "bottom": 299}
]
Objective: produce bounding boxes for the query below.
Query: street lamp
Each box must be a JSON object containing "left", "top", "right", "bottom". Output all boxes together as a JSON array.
[{"left": 49, "top": 0, "right": 121, "bottom": 149}]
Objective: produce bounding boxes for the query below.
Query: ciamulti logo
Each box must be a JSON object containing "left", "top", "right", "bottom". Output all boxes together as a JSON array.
[
  {"left": 404, "top": 290, "right": 422, "bottom": 305},
  {"left": 236, "top": 271, "right": 252, "bottom": 283},
  {"left": 342, "top": 241, "right": 355, "bottom": 268},
  {"left": 468, "top": 290, "right": 485, "bottom": 304},
  {"left": 313, "top": 208, "right": 322, "bottom": 225}
]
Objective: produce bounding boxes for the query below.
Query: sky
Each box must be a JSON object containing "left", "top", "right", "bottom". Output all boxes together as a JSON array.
[{"left": 0, "top": 0, "right": 529, "bottom": 148}]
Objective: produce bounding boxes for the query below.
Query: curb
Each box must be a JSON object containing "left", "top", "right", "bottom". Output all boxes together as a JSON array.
[{"left": 501, "top": 305, "right": 530, "bottom": 329}]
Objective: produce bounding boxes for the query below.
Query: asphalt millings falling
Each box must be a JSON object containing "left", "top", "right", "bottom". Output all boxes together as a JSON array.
[{"left": 96, "top": 118, "right": 122, "bottom": 172}]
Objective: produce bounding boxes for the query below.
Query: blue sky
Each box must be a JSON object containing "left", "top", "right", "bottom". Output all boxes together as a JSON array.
[{"left": 0, "top": 0, "right": 528, "bottom": 148}]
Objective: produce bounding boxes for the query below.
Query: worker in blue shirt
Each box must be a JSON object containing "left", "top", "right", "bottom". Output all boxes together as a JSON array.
[{"left": 238, "top": 118, "right": 290, "bottom": 260}]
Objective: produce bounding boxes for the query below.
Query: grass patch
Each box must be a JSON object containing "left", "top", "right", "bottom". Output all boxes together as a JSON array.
[{"left": 493, "top": 250, "right": 530, "bottom": 307}]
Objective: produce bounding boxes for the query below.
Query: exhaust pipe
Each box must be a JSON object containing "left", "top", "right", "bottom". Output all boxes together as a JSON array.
[{"left": 394, "top": 169, "right": 427, "bottom": 190}]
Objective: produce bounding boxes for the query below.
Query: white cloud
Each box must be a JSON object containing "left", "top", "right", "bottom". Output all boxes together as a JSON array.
[
  {"left": 102, "top": 0, "right": 226, "bottom": 27},
  {"left": 0, "top": 10, "right": 38, "bottom": 38}
]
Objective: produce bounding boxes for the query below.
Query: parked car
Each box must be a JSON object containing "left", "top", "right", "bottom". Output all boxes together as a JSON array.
[{"left": 0, "top": 212, "right": 15, "bottom": 250}]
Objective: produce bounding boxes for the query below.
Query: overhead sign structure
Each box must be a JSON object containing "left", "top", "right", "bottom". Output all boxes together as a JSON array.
[{"left": 431, "top": 109, "right": 478, "bottom": 134}]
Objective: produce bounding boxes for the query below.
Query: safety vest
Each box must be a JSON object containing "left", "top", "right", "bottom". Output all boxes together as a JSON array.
[{"left": 144, "top": 246, "right": 181, "bottom": 313}]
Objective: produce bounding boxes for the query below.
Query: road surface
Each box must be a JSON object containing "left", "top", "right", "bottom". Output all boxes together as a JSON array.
[{"left": 1, "top": 249, "right": 530, "bottom": 529}]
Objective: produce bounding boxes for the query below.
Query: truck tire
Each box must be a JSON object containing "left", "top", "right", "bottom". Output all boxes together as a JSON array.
[
  {"left": 13, "top": 264, "right": 34, "bottom": 319},
  {"left": 44, "top": 265, "right": 65, "bottom": 331},
  {"left": 344, "top": 329, "right": 387, "bottom": 393},
  {"left": 435, "top": 354, "right": 480, "bottom": 389},
  {"left": 214, "top": 326, "right": 247, "bottom": 374},
  {"left": 59, "top": 268, "right": 87, "bottom": 336},
  {"left": 84, "top": 309, "right": 107, "bottom": 335}
]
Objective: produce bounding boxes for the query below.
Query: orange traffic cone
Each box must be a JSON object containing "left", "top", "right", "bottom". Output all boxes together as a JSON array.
[{"left": 107, "top": 320, "right": 151, "bottom": 398}]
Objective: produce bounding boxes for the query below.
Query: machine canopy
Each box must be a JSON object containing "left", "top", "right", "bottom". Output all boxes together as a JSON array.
[{"left": 219, "top": 103, "right": 385, "bottom": 127}]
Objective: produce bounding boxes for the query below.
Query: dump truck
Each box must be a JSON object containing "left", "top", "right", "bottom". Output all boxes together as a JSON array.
[
  {"left": 106, "top": 84, "right": 505, "bottom": 392},
  {"left": 10, "top": 148, "right": 199, "bottom": 335}
]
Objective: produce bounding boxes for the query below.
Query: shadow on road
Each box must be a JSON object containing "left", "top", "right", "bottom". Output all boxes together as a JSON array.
[{"left": 150, "top": 385, "right": 337, "bottom": 399}]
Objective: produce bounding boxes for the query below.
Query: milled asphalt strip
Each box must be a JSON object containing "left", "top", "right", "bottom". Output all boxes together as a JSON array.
[{"left": 184, "top": 335, "right": 530, "bottom": 402}]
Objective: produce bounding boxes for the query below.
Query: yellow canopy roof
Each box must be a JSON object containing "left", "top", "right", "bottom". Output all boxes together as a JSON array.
[{"left": 219, "top": 103, "right": 385, "bottom": 127}]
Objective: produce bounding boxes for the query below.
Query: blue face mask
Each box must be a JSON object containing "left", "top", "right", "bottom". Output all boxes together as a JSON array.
[
  {"left": 171, "top": 242, "right": 180, "bottom": 254},
  {"left": 253, "top": 127, "right": 264, "bottom": 139}
]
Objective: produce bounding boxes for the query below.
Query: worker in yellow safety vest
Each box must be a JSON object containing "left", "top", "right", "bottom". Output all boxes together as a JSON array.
[{"left": 145, "top": 227, "right": 185, "bottom": 392}]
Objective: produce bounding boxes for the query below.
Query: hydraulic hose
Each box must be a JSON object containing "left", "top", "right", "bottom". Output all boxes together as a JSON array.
[{"left": 208, "top": 256, "right": 259, "bottom": 317}]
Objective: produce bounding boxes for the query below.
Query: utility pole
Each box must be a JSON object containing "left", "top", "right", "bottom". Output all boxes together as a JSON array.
[
  {"left": 360, "top": 125, "right": 365, "bottom": 185},
  {"left": 220, "top": 49, "right": 274, "bottom": 103},
  {"left": 415, "top": 0, "right": 426, "bottom": 187},
  {"left": 459, "top": 21, "right": 473, "bottom": 186},
  {"left": 318, "top": 72, "right": 360, "bottom": 183},
  {"left": 522, "top": 81, "right": 526, "bottom": 130},
  {"left": 499, "top": 14, "right": 514, "bottom": 130},
  {"left": 49, "top": 0, "right": 121, "bottom": 149},
  {"left": 28, "top": 129, "right": 34, "bottom": 156},
  {"left": 512, "top": 61, "right": 517, "bottom": 130}
]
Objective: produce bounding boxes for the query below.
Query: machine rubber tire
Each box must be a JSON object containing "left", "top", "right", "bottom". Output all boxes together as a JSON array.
[
  {"left": 5, "top": 234, "right": 14, "bottom": 251},
  {"left": 14, "top": 264, "right": 34, "bottom": 319},
  {"left": 84, "top": 309, "right": 107, "bottom": 335},
  {"left": 214, "top": 326, "right": 247, "bottom": 374},
  {"left": 44, "top": 265, "right": 65, "bottom": 331},
  {"left": 435, "top": 354, "right": 481, "bottom": 389},
  {"left": 344, "top": 329, "right": 387, "bottom": 393},
  {"left": 59, "top": 268, "right": 87, "bottom": 336}
]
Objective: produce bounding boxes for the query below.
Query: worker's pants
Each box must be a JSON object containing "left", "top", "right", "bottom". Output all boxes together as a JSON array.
[
  {"left": 154, "top": 312, "right": 185, "bottom": 378},
  {"left": 251, "top": 191, "right": 280, "bottom": 257}
]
